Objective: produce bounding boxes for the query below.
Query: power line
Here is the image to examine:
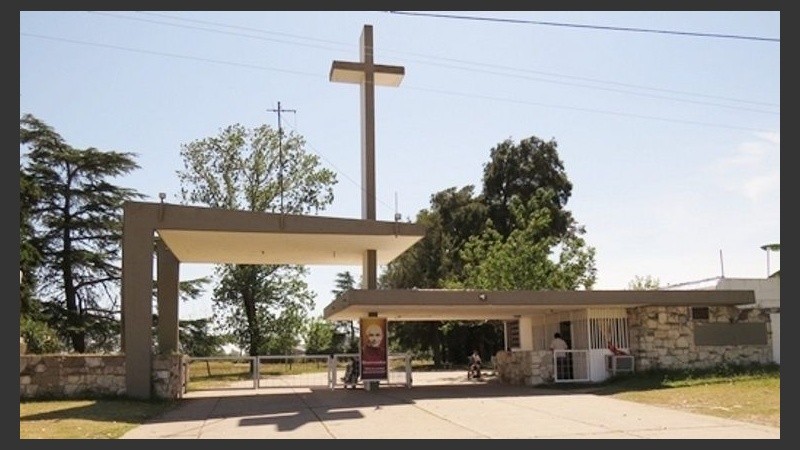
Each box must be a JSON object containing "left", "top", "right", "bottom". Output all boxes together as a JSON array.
[
  {"left": 404, "top": 85, "right": 775, "bottom": 133},
  {"left": 385, "top": 50, "right": 779, "bottom": 109},
  {"left": 21, "top": 32, "right": 776, "bottom": 134},
  {"left": 89, "top": 11, "right": 350, "bottom": 55},
  {"left": 20, "top": 32, "right": 321, "bottom": 78},
  {"left": 409, "top": 59, "right": 777, "bottom": 115},
  {"left": 280, "top": 122, "right": 397, "bottom": 217},
  {"left": 91, "top": 11, "right": 779, "bottom": 110},
  {"left": 136, "top": 11, "right": 348, "bottom": 48},
  {"left": 387, "top": 11, "right": 780, "bottom": 42}
]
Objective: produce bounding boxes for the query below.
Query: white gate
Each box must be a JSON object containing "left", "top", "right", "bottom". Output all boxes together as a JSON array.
[
  {"left": 553, "top": 350, "right": 590, "bottom": 382},
  {"left": 186, "top": 353, "right": 413, "bottom": 392}
]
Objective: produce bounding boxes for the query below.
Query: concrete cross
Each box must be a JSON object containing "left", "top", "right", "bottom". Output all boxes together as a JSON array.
[
  {"left": 330, "top": 24, "right": 404, "bottom": 290},
  {"left": 329, "top": 24, "right": 405, "bottom": 222}
]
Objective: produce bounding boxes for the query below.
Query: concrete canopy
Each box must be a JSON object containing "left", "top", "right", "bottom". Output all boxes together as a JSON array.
[
  {"left": 122, "top": 201, "right": 425, "bottom": 399},
  {"left": 322, "top": 289, "right": 757, "bottom": 321},
  {"left": 152, "top": 203, "right": 425, "bottom": 265}
]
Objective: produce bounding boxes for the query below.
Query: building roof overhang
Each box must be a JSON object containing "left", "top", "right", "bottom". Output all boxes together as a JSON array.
[{"left": 322, "top": 289, "right": 757, "bottom": 321}]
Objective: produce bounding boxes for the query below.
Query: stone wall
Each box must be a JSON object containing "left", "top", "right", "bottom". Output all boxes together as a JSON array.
[
  {"left": 494, "top": 350, "right": 553, "bottom": 386},
  {"left": 628, "top": 306, "right": 773, "bottom": 371},
  {"left": 152, "top": 354, "right": 188, "bottom": 399},
  {"left": 20, "top": 354, "right": 189, "bottom": 400},
  {"left": 20, "top": 355, "right": 126, "bottom": 399}
]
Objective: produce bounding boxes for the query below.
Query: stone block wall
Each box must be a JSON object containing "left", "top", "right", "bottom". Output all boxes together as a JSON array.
[
  {"left": 20, "top": 355, "right": 126, "bottom": 399},
  {"left": 494, "top": 350, "right": 553, "bottom": 386},
  {"left": 20, "top": 354, "right": 189, "bottom": 400},
  {"left": 628, "top": 306, "right": 773, "bottom": 371},
  {"left": 152, "top": 354, "right": 188, "bottom": 399}
]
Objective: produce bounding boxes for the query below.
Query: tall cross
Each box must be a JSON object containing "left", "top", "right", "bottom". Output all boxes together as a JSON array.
[
  {"left": 330, "top": 24, "right": 404, "bottom": 290},
  {"left": 330, "top": 24, "right": 405, "bottom": 222}
]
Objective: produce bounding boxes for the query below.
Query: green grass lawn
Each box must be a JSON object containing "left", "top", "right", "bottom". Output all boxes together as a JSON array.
[
  {"left": 546, "top": 364, "right": 780, "bottom": 428},
  {"left": 186, "top": 358, "right": 335, "bottom": 390},
  {"left": 20, "top": 398, "right": 177, "bottom": 439}
]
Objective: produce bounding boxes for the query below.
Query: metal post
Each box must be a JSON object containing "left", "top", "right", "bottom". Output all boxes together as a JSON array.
[
  {"left": 328, "top": 354, "right": 336, "bottom": 390},
  {"left": 253, "top": 357, "right": 260, "bottom": 390},
  {"left": 503, "top": 321, "right": 509, "bottom": 350},
  {"left": 405, "top": 353, "right": 413, "bottom": 388}
]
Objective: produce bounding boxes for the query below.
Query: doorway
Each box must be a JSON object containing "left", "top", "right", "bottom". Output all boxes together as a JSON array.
[{"left": 558, "top": 321, "right": 574, "bottom": 380}]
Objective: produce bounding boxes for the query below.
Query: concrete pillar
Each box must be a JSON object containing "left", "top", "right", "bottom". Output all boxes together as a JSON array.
[
  {"left": 156, "top": 239, "right": 180, "bottom": 354},
  {"left": 518, "top": 316, "right": 534, "bottom": 351},
  {"left": 362, "top": 249, "right": 377, "bottom": 289},
  {"left": 122, "top": 209, "right": 154, "bottom": 399}
]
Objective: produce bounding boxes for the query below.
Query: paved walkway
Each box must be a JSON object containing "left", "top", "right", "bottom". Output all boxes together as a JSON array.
[{"left": 122, "top": 371, "right": 779, "bottom": 439}]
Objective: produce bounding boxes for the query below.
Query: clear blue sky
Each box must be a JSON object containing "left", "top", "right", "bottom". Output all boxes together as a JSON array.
[{"left": 20, "top": 11, "right": 780, "bottom": 320}]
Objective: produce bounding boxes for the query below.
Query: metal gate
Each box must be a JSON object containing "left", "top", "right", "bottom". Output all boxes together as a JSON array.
[
  {"left": 185, "top": 353, "right": 412, "bottom": 392},
  {"left": 553, "top": 350, "right": 590, "bottom": 382}
]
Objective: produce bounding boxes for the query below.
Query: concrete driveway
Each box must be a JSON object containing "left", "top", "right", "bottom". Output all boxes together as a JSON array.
[{"left": 122, "top": 371, "right": 779, "bottom": 439}]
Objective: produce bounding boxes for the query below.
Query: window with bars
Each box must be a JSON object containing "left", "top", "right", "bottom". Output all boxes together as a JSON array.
[
  {"left": 506, "top": 320, "right": 520, "bottom": 349},
  {"left": 690, "top": 307, "right": 710, "bottom": 321},
  {"left": 589, "top": 317, "right": 629, "bottom": 349}
]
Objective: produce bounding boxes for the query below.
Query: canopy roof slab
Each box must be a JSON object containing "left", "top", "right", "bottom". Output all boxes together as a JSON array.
[
  {"left": 122, "top": 201, "right": 425, "bottom": 399},
  {"left": 133, "top": 202, "right": 425, "bottom": 265},
  {"left": 322, "top": 289, "right": 756, "bottom": 321}
]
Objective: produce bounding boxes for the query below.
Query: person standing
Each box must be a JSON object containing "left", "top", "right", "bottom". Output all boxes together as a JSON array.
[{"left": 550, "top": 332, "right": 569, "bottom": 380}]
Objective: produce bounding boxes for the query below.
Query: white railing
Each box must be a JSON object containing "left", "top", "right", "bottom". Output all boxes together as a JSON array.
[
  {"left": 186, "top": 353, "right": 413, "bottom": 392},
  {"left": 387, "top": 353, "right": 413, "bottom": 388},
  {"left": 553, "top": 350, "right": 590, "bottom": 383},
  {"left": 257, "top": 354, "right": 331, "bottom": 388},
  {"left": 329, "top": 353, "right": 412, "bottom": 389},
  {"left": 186, "top": 356, "right": 259, "bottom": 391}
]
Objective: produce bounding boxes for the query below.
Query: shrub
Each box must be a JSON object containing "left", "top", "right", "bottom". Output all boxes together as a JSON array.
[{"left": 20, "top": 316, "right": 62, "bottom": 354}]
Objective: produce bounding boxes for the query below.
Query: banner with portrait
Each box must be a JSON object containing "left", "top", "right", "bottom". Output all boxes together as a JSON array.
[{"left": 359, "top": 317, "right": 388, "bottom": 380}]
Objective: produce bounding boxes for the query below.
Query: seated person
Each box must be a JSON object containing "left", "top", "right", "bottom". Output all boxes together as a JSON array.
[
  {"left": 607, "top": 341, "right": 628, "bottom": 356},
  {"left": 468, "top": 350, "right": 482, "bottom": 379}
]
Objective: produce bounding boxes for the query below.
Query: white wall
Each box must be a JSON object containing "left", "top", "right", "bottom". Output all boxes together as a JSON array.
[
  {"left": 716, "top": 278, "right": 780, "bottom": 308},
  {"left": 770, "top": 313, "right": 780, "bottom": 364}
]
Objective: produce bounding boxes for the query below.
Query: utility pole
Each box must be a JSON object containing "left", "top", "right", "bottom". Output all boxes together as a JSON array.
[{"left": 267, "top": 101, "right": 297, "bottom": 224}]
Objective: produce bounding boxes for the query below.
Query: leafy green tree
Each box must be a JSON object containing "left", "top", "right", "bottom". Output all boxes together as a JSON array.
[
  {"left": 20, "top": 114, "right": 143, "bottom": 353},
  {"left": 177, "top": 123, "right": 336, "bottom": 357},
  {"left": 151, "top": 272, "right": 213, "bottom": 354},
  {"left": 262, "top": 300, "right": 309, "bottom": 355},
  {"left": 20, "top": 316, "right": 61, "bottom": 354},
  {"left": 439, "top": 320, "right": 503, "bottom": 366},
  {"left": 382, "top": 186, "right": 489, "bottom": 365},
  {"left": 304, "top": 317, "right": 335, "bottom": 354},
  {"left": 383, "top": 135, "right": 593, "bottom": 365},
  {"left": 20, "top": 168, "right": 42, "bottom": 317},
  {"left": 482, "top": 136, "right": 574, "bottom": 238},
  {"left": 331, "top": 271, "right": 358, "bottom": 352},
  {"left": 384, "top": 186, "right": 488, "bottom": 290},
  {"left": 628, "top": 275, "right": 660, "bottom": 290},
  {"left": 178, "top": 318, "right": 223, "bottom": 356},
  {"left": 19, "top": 166, "right": 62, "bottom": 353},
  {"left": 209, "top": 264, "right": 315, "bottom": 356},
  {"left": 458, "top": 192, "right": 596, "bottom": 290}
]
